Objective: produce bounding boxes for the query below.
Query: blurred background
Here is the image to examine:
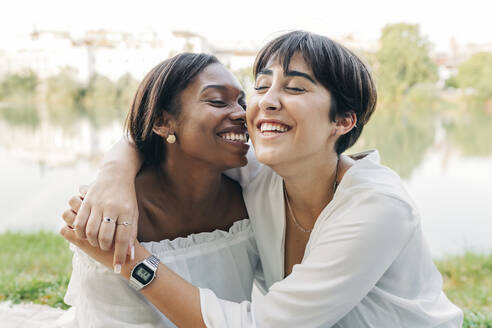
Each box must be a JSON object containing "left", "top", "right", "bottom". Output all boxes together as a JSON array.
[{"left": 0, "top": 0, "right": 490, "bottom": 324}]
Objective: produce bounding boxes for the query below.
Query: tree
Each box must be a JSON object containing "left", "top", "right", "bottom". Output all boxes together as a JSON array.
[
  {"left": 116, "top": 73, "right": 139, "bottom": 110},
  {"left": 45, "top": 67, "right": 84, "bottom": 107},
  {"left": 83, "top": 73, "right": 121, "bottom": 126},
  {"left": 452, "top": 52, "right": 492, "bottom": 101},
  {"left": 83, "top": 73, "right": 118, "bottom": 109},
  {"left": 375, "top": 23, "right": 438, "bottom": 105},
  {"left": 0, "top": 71, "right": 38, "bottom": 103},
  {"left": 233, "top": 66, "right": 254, "bottom": 91}
]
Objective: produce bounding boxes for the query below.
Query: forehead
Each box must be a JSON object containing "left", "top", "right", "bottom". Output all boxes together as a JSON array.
[
  {"left": 263, "top": 52, "right": 312, "bottom": 75},
  {"left": 193, "top": 63, "right": 242, "bottom": 91}
]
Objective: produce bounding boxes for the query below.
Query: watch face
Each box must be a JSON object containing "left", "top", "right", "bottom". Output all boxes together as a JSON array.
[{"left": 132, "top": 263, "right": 154, "bottom": 284}]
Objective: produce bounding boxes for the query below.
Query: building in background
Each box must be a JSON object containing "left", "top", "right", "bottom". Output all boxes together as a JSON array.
[
  {"left": 1, "top": 28, "right": 490, "bottom": 89},
  {"left": 0, "top": 28, "right": 255, "bottom": 82}
]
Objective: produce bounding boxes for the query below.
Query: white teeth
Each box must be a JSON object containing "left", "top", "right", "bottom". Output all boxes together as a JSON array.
[
  {"left": 219, "top": 132, "right": 247, "bottom": 142},
  {"left": 260, "top": 122, "right": 288, "bottom": 133}
]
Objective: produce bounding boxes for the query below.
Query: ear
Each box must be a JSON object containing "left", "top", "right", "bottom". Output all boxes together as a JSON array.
[
  {"left": 333, "top": 111, "right": 357, "bottom": 136},
  {"left": 152, "top": 111, "right": 177, "bottom": 138}
]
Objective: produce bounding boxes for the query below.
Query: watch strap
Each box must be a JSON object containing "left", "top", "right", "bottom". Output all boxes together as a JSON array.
[
  {"left": 129, "top": 276, "right": 142, "bottom": 290},
  {"left": 144, "top": 254, "right": 160, "bottom": 270}
]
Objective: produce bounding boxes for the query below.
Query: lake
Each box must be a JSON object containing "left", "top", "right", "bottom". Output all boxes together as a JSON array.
[{"left": 1, "top": 103, "right": 491, "bottom": 258}]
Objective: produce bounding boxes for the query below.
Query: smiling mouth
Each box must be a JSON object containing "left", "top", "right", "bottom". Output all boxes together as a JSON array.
[
  {"left": 217, "top": 131, "right": 249, "bottom": 143},
  {"left": 258, "top": 122, "right": 291, "bottom": 136}
]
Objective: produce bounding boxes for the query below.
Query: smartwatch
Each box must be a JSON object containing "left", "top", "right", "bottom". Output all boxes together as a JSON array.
[{"left": 129, "top": 255, "right": 160, "bottom": 291}]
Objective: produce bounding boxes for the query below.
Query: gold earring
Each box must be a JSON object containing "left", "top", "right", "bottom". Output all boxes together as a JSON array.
[{"left": 166, "top": 134, "right": 176, "bottom": 144}]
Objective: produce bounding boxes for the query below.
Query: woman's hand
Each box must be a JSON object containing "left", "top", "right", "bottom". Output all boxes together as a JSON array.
[
  {"left": 62, "top": 137, "right": 143, "bottom": 271},
  {"left": 60, "top": 225, "right": 117, "bottom": 270},
  {"left": 60, "top": 225, "right": 149, "bottom": 276},
  {"left": 63, "top": 173, "right": 138, "bottom": 272}
]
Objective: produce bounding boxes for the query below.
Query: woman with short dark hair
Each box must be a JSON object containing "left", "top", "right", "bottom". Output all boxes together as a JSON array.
[{"left": 62, "top": 31, "right": 463, "bottom": 327}]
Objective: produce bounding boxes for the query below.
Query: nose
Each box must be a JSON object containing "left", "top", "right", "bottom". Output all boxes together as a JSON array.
[
  {"left": 258, "top": 87, "right": 281, "bottom": 111},
  {"left": 229, "top": 104, "right": 246, "bottom": 122}
]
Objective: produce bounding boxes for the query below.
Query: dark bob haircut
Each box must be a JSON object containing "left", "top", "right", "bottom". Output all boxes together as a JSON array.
[
  {"left": 253, "top": 31, "right": 377, "bottom": 154},
  {"left": 125, "top": 53, "right": 218, "bottom": 165}
]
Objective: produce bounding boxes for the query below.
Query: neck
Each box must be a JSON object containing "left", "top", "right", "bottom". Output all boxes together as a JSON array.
[
  {"left": 275, "top": 149, "right": 340, "bottom": 225},
  {"left": 155, "top": 149, "right": 226, "bottom": 215}
]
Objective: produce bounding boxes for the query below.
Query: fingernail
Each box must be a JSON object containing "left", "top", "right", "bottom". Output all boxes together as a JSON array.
[
  {"left": 131, "top": 245, "right": 135, "bottom": 261},
  {"left": 114, "top": 264, "right": 121, "bottom": 274}
]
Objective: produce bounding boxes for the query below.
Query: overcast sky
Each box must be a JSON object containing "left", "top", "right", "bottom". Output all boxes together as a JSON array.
[{"left": 1, "top": 0, "right": 491, "bottom": 52}]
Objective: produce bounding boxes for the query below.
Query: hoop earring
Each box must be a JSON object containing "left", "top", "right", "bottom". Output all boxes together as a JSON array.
[{"left": 166, "top": 134, "right": 176, "bottom": 144}]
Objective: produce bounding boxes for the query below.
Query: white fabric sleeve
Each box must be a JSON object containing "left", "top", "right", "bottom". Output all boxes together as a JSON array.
[
  {"left": 64, "top": 246, "right": 169, "bottom": 327},
  {"left": 199, "top": 194, "right": 417, "bottom": 327},
  {"left": 224, "top": 144, "right": 263, "bottom": 188}
]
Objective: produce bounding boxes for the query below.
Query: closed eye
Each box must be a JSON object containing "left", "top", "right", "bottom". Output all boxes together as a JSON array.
[
  {"left": 286, "top": 87, "right": 305, "bottom": 92},
  {"left": 208, "top": 100, "right": 227, "bottom": 107}
]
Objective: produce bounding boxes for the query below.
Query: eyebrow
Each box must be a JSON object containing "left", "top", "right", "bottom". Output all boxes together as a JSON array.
[
  {"left": 201, "top": 85, "right": 245, "bottom": 98},
  {"left": 257, "top": 68, "right": 317, "bottom": 85}
]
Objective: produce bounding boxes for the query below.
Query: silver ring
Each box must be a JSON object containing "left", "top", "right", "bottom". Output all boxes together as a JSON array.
[
  {"left": 103, "top": 217, "right": 115, "bottom": 223},
  {"left": 117, "top": 221, "right": 131, "bottom": 226}
]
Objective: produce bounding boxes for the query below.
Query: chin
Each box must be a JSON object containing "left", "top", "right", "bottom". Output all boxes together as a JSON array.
[
  {"left": 236, "top": 156, "right": 248, "bottom": 167},
  {"left": 255, "top": 148, "right": 283, "bottom": 167},
  {"left": 223, "top": 155, "right": 248, "bottom": 169}
]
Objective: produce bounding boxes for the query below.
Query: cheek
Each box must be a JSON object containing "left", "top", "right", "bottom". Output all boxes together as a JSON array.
[
  {"left": 246, "top": 101, "right": 259, "bottom": 132},
  {"left": 293, "top": 105, "right": 332, "bottom": 142},
  {"left": 178, "top": 114, "right": 212, "bottom": 146}
]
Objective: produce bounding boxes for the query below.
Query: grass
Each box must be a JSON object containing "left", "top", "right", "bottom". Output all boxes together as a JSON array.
[
  {"left": 0, "top": 231, "right": 72, "bottom": 309},
  {"left": 436, "top": 252, "right": 492, "bottom": 328},
  {"left": 0, "top": 231, "right": 491, "bottom": 326}
]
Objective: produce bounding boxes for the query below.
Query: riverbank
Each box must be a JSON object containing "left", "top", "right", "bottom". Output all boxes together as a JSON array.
[{"left": 1, "top": 231, "right": 490, "bottom": 327}]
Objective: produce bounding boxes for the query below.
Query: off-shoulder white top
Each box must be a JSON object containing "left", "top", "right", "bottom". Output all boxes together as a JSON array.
[{"left": 60, "top": 219, "right": 259, "bottom": 327}]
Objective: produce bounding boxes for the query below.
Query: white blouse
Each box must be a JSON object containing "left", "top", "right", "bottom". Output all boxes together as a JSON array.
[
  {"left": 61, "top": 219, "right": 259, "bottom": 328},
  {"left": 200, "top": 150, "right": 464, "bottom": 327}
]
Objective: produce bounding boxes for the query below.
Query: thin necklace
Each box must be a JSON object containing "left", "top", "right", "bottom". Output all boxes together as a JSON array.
[{"left": 283, "top": 156, "right": 340, "bottom": 233}]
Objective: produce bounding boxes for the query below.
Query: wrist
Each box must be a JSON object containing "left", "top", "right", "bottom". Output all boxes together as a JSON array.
[
  {"left": 121, "top": 244, "right": 151, "bottom": 280},
  {"left": 98, "top": 161, "right": 136, "bottom": 182}
]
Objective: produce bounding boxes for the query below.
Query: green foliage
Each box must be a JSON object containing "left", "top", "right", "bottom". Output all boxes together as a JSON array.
[
  {"left": 463, "top": 310, "right": 492, "bottom": 328},
  {"left": 0, "top": 105, "right": 40, "bottom": 127},
  {"left": 375, "top": 23, "right": 438, "bottom": 104},
  {"left": 351, "top": 101, "right": 436, "bottom": 178},
  {"left": 83, "top": 73, "right": 119, "bottom": 109},
  {"left": 436, "top": 252, "right": 492, "bottom": 327},
  {"left": 233, "top": 66, "right": 254, "bottom": 92},
  {"left": 0, "top": 231, "right": 72, "bottom": 309},
  {"left": 116, "top": 73, "right": 139, "bottom": 111},
  {"left": 453, "top": 52, "right": 492, "bottom": 101},
  {"left": 443, "top": 102, "right": 492, "bottom": 157},
  {"left": 45, "top": 67, "right": 84, "bottom": 108},
  {"left": 0, "top": 231, "right": 491, "bottom": 325},
  {"left": 400, "top": 83, "right": 441, "bottom": 110},
  {"left": 0, "top": 71, "right": 38, "bottom": 103},
  {"left": 83, "top": 73, "right": 136, "bottom": 126},
  {"left": 44, "top": 68, "right": 86, "bottom": 126}
]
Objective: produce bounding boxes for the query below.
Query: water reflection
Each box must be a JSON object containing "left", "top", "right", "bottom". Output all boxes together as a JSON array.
[
  {"left": 444, "top": 103, "right": 492, "bottom": 157},
  {"left": 354, "top": 108, "right": 435, "bottom": 178},
  {"left": 1, "top": 101, "right": 491, "bottom": 257}
]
